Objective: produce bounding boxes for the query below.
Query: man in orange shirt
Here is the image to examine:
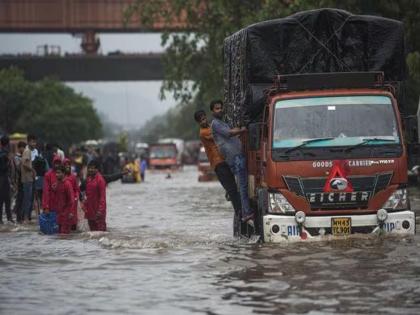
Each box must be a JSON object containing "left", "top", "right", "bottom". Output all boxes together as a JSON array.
[{"left": 194, "top": 110, "right": 241, "bottom": 215}]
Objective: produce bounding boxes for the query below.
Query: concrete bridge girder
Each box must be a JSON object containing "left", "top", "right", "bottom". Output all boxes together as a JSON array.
[
  {"left": 0, "top": 54, "right": 164, "bottom": 81},
  {"left": 0, "top": 0, "right": 188, "bottom": 80},
  {"left": 0, "top": 0, "right": 187, "bottom": 33}
]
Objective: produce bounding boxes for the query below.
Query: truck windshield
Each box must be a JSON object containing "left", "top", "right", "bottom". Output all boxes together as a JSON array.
[
  {"left": 273, "top": 95, "right": 400, "bottom": 149},
  {"left": 150, "top": 146, "right": 176, "bottom": 159}
]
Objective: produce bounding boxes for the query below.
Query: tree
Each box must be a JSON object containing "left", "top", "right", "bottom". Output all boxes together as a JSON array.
[
  {"left": 126, "top": 0, "right": 303, "bottom": 104},
  {"left": 0, "top": 68, "right": 103, "bottom": 147},
  {"left": 127, "top": 0, "right": 420, "bottom": 139},
  {"left": 135, "top": 103, "right": 199, "bottom": 142},
  {"left": 0, "top": 67, "right": 32, "bottom": 133}
]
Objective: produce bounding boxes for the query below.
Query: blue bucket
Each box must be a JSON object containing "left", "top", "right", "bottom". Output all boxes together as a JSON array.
[{"left": 39, "top": 212, "right": 59, "bottom": 235}]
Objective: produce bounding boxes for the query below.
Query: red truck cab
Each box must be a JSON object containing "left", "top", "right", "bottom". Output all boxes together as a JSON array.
[
  {"left": 246, "top": 73, "right": 415, "bottom": 242},
  {"left": 148, "top": 143, "right": 179, "bottom": 170}
]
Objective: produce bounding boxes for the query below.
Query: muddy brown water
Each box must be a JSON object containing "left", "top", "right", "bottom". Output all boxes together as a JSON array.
[{"left": 1, "top": 166, "right": 420, "bottom": 315}]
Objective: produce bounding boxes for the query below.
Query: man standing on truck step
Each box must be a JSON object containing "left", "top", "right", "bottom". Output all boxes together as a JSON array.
[
  {"left": 210, "top": 100, "right": 255, "bottom": 226},
  {"left": 194, "top": 110, "right": 242, "bottom": 216}
]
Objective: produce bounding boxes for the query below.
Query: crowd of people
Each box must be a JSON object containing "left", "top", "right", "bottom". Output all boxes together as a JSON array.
[
  {"left": 1, "top": 100, "right": 252, "bottom": 235},
  {"left": 0, "top": 134, "right": 124, "bottom": 234}
]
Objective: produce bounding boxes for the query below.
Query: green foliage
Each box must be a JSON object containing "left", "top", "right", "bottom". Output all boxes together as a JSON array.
[
  {"left": 137, "top": 100, "right": 200, "bottom": 142},
  {"left": 118, "top": 131, "right": 129, "bottom": 152},
  {"left": 0, "top": 67, "right": 32, "bottom": 134},
  {"left": 0, "top": 67, "right": 102, "bottom": 147},
  {"left": 127, "top": 0, "right": 420, "bottom": 138},
  {"left": 407, "top": 52, "right": 420, "bottom": 82},
  {"left": 128, "top": 0, "right": 304, "bottom": 103}
]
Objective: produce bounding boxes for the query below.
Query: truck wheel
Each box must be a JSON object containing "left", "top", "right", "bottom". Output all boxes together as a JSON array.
[
  {"left": 233, "top": 212, "right": 249, "bottom": 237},
  {"left": 233, "top": 191, "right": 267, "bottom": 239},
  {"left": 233, "top": 213, "right": 240, "bottom": 237},
  {"left": 256, "top": 188, "right": 268, "bottom": 240}
]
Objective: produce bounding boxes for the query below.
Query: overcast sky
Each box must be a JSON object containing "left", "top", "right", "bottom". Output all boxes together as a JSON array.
[{"left": 0, "top": 33, "right": 176, "bottom": 129}]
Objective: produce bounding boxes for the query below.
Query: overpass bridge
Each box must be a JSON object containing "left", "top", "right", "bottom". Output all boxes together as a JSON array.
[
  {"left": 0, "top": 0, "right": 187, "bottom": 80},
  {"left": 0, "top": 53, "right": 164, "bottom": 81},
  {"left": 0, "top": 0, "right": 187, "bottom": 33}
]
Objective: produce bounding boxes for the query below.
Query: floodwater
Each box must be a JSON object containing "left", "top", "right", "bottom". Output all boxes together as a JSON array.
[{"left": 1, "top": 166, "right": 420, "bottom": 315}]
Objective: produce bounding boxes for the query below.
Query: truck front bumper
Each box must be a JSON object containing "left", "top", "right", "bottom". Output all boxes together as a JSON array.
[{"left": 263, "top": 210, "right": 416, "bottom": 243}]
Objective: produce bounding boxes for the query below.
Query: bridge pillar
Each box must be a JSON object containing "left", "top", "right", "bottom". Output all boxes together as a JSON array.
[{"left": 81, "top": 30, "right": 100, "bottom": 54}]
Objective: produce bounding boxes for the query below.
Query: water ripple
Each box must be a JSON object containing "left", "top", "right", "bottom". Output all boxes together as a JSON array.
[{"left": 1, "top": 167, "right": 420, "bottom": 315}]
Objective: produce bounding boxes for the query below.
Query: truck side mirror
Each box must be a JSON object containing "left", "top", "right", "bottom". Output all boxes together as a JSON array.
[{"left": 248, "top": 123, "right": 261, "bottom": 151}]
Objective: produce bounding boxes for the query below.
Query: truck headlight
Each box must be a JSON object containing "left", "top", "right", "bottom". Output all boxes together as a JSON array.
[
  {"left": 295, "top": 211, "right": 306, "bottom": 224},
  {"left": 382, "top": 188, "right": 408, "bottom": 210},
  {"left": 377, "top": 209, "right": 388, "bottom": 223},
  {"left": 268, "top": 192, "right": 295, "bottom": 214}
]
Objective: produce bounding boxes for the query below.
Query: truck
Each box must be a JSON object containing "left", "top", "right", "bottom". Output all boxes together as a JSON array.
[
  {"left": 134, "top": 142, "right": 149, "bottom": 159},
  {"left": 224, "top": 9, "right": 416, "bottom": 242},
  {"left": 405, "top": 101, "right": 420, "bottom": 184},
  {"left": 148, "top": 143, "right": 179, "bottom": 170},
  {"left": 183, "top": 140, "right": 201, "bottom": 165},
  {"left": 197, "top": 146, "right": 217, "bottom": 182},
  {"left": 158, "top": 138, "right": 184, "bottom": 168}
]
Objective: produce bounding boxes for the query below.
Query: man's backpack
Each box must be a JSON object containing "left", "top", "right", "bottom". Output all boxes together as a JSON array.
[
  {"left": 0, "top": 150, "right": 9, "bottom": 176},
  {"left": 33, "top": 155, "right": 47, "bottom": 177}
]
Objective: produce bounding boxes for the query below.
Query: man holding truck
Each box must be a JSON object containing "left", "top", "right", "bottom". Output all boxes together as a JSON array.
[
  {"left": 194, "top": 110, "right": 242, "bottom": 217},
  {"left": 209, "top": 100, "right": 255, "bottom": 226}
]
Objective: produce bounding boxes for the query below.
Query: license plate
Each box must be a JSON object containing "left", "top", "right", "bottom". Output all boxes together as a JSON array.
[{"left": 331, "top": 217, "right": 352, "bottom": 236}]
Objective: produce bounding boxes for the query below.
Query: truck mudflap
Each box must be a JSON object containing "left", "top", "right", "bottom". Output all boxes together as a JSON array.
[{"left": 263, "top": 210, "right": 416, "bottom": 243}]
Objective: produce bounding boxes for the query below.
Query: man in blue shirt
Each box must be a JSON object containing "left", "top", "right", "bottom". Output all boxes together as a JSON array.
[
  {"left": 140, "top": 156, "right": 147, "bottom": 182},
  {"left": 210, "top": 100, "right": 255, "bottom": 226}
]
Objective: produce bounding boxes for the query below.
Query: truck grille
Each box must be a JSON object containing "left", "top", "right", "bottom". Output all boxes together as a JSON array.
[{"left": 284, "top": 173, "right": 393, "bottom": 210}]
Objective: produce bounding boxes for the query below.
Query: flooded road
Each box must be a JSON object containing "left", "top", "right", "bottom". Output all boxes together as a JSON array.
[{"left": 1, "top": 166, "right": 420, "bottom": 315}]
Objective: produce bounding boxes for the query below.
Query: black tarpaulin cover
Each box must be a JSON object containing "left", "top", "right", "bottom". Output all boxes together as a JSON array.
[{"left": 223, "top": 8, "right": 406, "bottom": 125}]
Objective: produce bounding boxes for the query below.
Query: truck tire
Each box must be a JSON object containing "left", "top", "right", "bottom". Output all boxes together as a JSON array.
[
  {"left": 233, "top": 212, "right": 249, "bottom": 237},
  {"left": 233, "top": 189, "right": 267, "bottom": 238},
  {"left": 233, "top": 213, "right": 240, "bottom": 237},
  {"left": 256, "top": 188, "right": 268, "bottom": 240}
]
